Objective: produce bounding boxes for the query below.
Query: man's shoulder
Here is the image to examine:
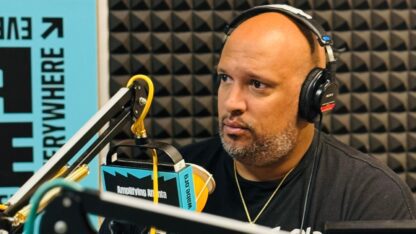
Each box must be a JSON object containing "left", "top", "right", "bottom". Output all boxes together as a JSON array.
[
  {"left": 318, "top": 132, "right": 416, "bottom": 218},
  {"left": 321, "top": 132, "right": 383, "bottom": 168},
  {"left": 319, "top": 132, "right": 410, "bottom": 194}
]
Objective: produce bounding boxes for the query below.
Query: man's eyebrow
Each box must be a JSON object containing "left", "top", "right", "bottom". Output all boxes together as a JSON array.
[
  {"left": 245, "top": 71, "right": 280, "bottom": 86},
  {"left": 245, "top": 70, "right": 267, "bottom": 81},
  {"left": 215, "top": 69, "right": 269, "bottom": 81},
  {"left": 216, "top": 67, "right": 226, "bottom": 73}
]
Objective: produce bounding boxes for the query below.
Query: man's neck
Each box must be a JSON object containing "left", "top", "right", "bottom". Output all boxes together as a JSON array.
[{"left": 235, "top": 124, "right": 315, "bottom": 181}]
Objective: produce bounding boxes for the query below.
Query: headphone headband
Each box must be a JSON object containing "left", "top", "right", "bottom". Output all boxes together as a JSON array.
[{"left": 224, "top": 4, "right": 336, "bottom": 67}]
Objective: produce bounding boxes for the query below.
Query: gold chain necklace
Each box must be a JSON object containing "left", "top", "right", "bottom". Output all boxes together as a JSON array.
[{"left": 233, "top": 161, "right": 294, "bottom": 224}]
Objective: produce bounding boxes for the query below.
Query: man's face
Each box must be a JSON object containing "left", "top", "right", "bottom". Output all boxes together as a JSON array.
[{"left": 217, "top": 15, "right": 312, "bottom": 167}]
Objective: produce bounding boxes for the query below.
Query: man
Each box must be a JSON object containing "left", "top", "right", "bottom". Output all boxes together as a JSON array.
[{"left": 180, "top": 5, "right": 416, "bottom": 233}]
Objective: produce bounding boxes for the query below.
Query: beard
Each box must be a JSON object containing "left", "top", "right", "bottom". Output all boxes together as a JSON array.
[{"left": 219, "top": 118, "right": 299, "bottom": 167}]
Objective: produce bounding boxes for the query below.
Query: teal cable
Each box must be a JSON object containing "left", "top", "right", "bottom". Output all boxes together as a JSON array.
[{"left": 23, "top": 179, "right": 82, "bottom": 234}]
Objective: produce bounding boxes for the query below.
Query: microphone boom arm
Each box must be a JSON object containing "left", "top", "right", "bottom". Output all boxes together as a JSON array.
[{"left": 4, "top": 84, "right": 140, "bottom": 217}]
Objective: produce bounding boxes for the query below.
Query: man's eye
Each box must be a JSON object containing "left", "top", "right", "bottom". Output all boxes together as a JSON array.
[
  {"left": 217, "top": 74, "right": 229, "bottom": 82},
  {"left": 250, "top": 80, "right": 266, "bottom": 89}
]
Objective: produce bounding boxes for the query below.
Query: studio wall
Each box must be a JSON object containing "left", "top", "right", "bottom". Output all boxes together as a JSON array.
[{"left": 107, "top": 0, "right": 416, "bottom": 196}]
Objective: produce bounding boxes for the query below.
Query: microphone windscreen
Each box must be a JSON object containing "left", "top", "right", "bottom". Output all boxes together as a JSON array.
[{"left": 188, "top": 163, "right": 215, "bottom": 212}]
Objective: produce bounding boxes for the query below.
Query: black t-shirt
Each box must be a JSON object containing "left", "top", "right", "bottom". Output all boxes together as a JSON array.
[
  {"left": 179, "top": 132, "right": 416, "bottom": 232},
  {"left": 99, "top": 131, "right": 416, "bottom": 233}
]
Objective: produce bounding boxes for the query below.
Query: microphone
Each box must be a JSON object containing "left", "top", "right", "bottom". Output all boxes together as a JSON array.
[
  {"left": 102, "top": 142, "right": 215, "bottom": 212},
  {"left": 188, "top": 163, "right": 216, "bottom": 212},
  {"left": 102, "top": 75, "right": 215, "bottom": 212}
]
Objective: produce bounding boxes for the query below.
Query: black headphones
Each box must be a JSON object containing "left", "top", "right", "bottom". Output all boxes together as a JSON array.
[{"left": 222, "top": 4, "right": 338, "bottom": 123}]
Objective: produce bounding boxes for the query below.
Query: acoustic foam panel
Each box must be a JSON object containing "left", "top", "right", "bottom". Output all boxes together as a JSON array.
[{"left": 108, "top": 0, "right": 416, "bottom": 194}]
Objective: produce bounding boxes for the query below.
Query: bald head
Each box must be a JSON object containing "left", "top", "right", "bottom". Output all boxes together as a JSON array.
[{"left": 222, "top": 12, "right": 326, "bottom": 71}]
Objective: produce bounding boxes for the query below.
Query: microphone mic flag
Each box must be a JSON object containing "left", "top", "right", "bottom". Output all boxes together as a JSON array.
[{"left": 101, "top": 160, "right": 215, "bottom": 212}]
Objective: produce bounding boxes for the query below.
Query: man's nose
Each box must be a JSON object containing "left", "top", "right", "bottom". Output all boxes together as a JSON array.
[{"left": 223, "top": 85, "right": 247, "bottom": 115}]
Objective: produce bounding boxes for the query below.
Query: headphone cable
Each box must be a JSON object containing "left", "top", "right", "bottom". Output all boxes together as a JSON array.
[{"left": 299, "top": 113, "right": 323, "bottom": 232}]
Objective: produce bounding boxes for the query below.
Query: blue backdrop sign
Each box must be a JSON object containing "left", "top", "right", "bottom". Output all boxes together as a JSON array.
[{"left": 0, "top": 0, "right": 98, "bottom": 203}]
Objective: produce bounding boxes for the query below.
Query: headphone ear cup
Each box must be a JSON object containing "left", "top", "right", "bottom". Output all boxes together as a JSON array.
[{"left": 299, "top": 68, "right": 325, "bottom": 122}]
